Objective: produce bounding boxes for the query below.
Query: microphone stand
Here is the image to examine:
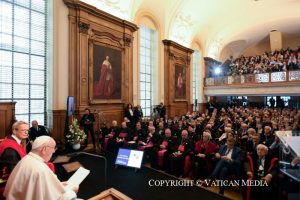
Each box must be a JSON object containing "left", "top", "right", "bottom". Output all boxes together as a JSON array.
[{"left": 68, "top": 151, "right": 107, "bottom": 190}]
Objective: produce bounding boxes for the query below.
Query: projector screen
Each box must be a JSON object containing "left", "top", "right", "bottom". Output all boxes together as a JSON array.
[{"left": 115, "top": 148, "right": 144, "bottom": 169}]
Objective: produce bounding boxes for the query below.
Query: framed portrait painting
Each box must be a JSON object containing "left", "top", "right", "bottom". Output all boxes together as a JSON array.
[
  {"left": 174, "top": 65, "right": 186, "bottom": 100},
  {"left": 89, "top": 42, "right": 122, "bottom": 103}
]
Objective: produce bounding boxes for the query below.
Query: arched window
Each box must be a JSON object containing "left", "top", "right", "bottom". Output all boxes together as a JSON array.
[
  {"left": 192, "top": 50, "right": 200, "bottom": 111},
  {"left": 0, "top": 0, "right": 47, "bottom": 125},
  {"left": 139, "top": 24, "right": 158, "bottom": 117}
]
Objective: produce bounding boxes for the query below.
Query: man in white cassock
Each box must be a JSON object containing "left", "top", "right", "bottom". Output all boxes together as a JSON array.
[{"left": 4, "top": 136, "right": 78, "bottom": 200}]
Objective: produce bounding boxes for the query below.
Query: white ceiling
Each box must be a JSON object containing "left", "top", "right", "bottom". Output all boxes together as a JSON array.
[{"left": 81, "top": 0, "right": 300, "bottom": 59}]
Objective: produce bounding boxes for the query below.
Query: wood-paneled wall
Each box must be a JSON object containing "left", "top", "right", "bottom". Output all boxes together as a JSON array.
[
  {"left": 163, "top": 40, "right": 194, "bottom": 118},
  {"left": 0, "top": 102, "right": 16, "bottom": 139},
  {"left": 51, "top": 110, "right": 66, "bottom": 142}
]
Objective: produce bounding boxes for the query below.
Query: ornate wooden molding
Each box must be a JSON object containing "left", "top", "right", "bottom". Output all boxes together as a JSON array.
[
  {"left": 174, "top": 55, "right": 189, "bottom": 66},
  {"left": 162, "top": 39, "right": 194, "bottom": 54},
  {"left": 123, "top": 35, "right": 132, "bottom": 47},
  {"left": 63, "top": 0, "right": 138, "bottom": 32},
  {"left": 78, "top": 21, "right": 90, "bottom": 34},
  {"left": 169, "top": 52, "right": 175, "bottom": 59},
  {"left": 91, "top": 30, "right": 123, "bottom": 48}
]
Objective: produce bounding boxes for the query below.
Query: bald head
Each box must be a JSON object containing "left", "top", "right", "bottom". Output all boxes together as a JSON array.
[
  {"left": 32, "top": 120, "right": 38, "bottom": 129},
  {"left": 112, "top": 120, "right": 117, "bottom": 127}
]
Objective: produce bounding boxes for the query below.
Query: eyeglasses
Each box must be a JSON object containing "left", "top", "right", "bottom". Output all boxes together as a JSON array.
[
  {"left": 18, "top": 129, "right": 29, "bottom": 134},
  {"left": 46, "top": 146, "right": 57, "bottom": 151}
]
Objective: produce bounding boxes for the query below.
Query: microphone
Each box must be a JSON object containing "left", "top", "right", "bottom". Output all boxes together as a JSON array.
[{"left": 67, "top": 151, "right": 107, "bottom": 189}]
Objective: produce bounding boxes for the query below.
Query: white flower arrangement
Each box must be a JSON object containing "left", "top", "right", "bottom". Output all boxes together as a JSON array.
[{"left": 66, "top": 119, "right": 87, "bottom": 144}]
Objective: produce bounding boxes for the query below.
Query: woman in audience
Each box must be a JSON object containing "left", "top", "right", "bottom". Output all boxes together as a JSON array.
[{"left": 193, "top": 131, "right": 218, "bottom": 180}]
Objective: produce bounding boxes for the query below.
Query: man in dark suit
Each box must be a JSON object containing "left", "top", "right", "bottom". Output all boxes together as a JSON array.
[
  {"left": 29, "top": 120, "right": 48, "bottom": 142},
  {"left": 245, "top": 144, "right": 278, "bottom": 200},
  {"left": 133, "top": 105, "right": 143, "bottom": 122},
  {"left": 157, "top": 102, "right": 166, "bottom": 119},
  {"left": 260, "top": 125, "right": 274, "bottom": 148},
  {"left": 27, "top": 120, "right": 49, "bottom": 152},
  {"left": 80, "top": 108, "right": 96, "bottom": 149},
  {"left": 210, "top": 137, "right": 243, "bottom": 194},
  {"left": 206, "top": 100, "right": 215, "bottom": 116}
]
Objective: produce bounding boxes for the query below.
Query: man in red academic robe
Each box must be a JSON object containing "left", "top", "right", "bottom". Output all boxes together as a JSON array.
[
  {"left": 0, "top": 121, "right": 28, "bottom": 180},
  {"left": 0, "top": 121, "right": 28, "bottom": 198}
]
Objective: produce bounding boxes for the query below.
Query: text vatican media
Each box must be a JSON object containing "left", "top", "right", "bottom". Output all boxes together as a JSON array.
[{"left": 148, "top": 179, "right": 268, "bottom": 187}]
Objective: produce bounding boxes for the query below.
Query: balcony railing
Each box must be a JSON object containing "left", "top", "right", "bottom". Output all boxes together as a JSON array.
[{"left": 205, "top": 70, "right": 300, "bottom": 86}]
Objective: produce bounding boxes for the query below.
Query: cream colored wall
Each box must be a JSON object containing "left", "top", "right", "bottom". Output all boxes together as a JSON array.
[
  {"left": 219, "top": 48, "right": 233, "bottom": 63},
  {"left": 282, "top": 36, "right": 300, "bottom": 50},
  {"left": 242, "top": 36, "right": 300, "bottom": 57},
  {"left": 133, "top": 11, "right": 165, "bottom": 106},
  {"left": 52, "top": 0, "right": 69, "bottom": 110},
  {"left": 242, "top": 40, "right": 270, "bottom": 57}
]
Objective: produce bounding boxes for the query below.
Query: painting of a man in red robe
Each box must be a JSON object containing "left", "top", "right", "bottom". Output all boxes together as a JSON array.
[
  {"left": 92, "top": 44, "right": 121, "bottom": 100},
  {"left": 175, "top": 65, "right": 186, "bottom": 99},
  {"left": 94, "top": 56, "right": 114, "bottom": 97},
  {"left": 177, "top": 72, "right": 183, "bottom": 96}
]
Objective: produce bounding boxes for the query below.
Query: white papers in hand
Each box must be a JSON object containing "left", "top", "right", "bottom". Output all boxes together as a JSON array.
[{"left": 66, "top": 167, "right": 90, "bottom": 190}]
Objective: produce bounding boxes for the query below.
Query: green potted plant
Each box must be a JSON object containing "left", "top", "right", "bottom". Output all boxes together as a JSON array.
[{"left": 66, "top": 119, "right": 87, "bottom": 150}]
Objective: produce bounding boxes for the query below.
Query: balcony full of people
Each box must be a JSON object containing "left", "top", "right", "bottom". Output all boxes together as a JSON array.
[{"left": 208, "top": 47, "right": 300, "bottom": 78}]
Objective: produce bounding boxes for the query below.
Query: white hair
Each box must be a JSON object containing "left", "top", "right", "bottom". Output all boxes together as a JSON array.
[
  {"left": 32, "top": 136, "right": 54, "bottom": 150},
  {"left": 256, "top": 144, "right": 268, "bottom": 152}
]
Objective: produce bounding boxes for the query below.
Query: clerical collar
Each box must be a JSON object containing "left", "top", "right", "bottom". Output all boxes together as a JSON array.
[{"left": 11, "top": 134, "right": 22, "bottom": 145}]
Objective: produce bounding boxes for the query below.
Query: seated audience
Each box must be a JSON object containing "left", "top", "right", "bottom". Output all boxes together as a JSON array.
[{"left": 219, "top": 48, "right": 300, "bottom": 77}]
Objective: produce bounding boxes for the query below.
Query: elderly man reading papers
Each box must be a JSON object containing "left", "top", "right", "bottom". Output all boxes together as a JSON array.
[{"left": 4, "top": 136, "right": 78, "bottom": 200}]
